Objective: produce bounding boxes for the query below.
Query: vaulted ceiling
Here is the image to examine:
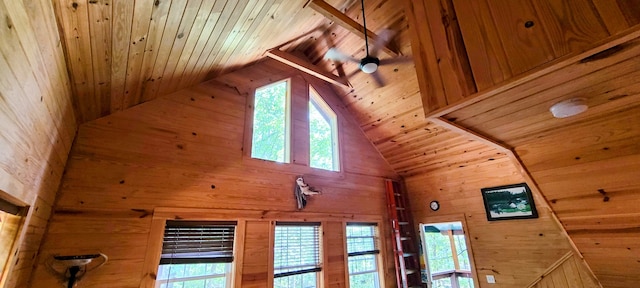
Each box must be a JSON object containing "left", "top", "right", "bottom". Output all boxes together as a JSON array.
[
  {"left": 53, "top": 0, "right": 481, "bottom": 176},
  {"left": 53, "top": 0, "right": 640, "bottom": 287}
]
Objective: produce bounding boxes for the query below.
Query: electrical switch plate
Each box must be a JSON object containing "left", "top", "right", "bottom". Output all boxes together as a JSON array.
[{"left": 486, "top": 275, "right": 496, "bottom": 283}]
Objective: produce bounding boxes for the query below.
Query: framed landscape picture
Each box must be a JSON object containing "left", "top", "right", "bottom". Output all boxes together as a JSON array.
[{"left": 481, "top": 183, "right": 538, "bottom": 221}]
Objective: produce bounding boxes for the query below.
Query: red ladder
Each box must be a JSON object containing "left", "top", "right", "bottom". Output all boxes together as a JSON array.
[{"left": 385, "top": 179, "right": 423, "bottom": 288}]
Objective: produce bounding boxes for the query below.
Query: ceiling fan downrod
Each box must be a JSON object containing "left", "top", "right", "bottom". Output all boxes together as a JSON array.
[{"left": 359, "top": 0, "right": 379, "bottom": 73}]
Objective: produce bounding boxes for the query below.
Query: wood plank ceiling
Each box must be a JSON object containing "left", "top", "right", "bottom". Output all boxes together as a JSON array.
[
  {"left": 53, "top": 0, "right": 480, "bottom": 176},
  {"left": 52, "top": 0, "right": 640, "bottom": 287}
]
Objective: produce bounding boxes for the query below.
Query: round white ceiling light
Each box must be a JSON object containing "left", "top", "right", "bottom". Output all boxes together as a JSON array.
[{"left": 549, "top": 98, "right": 588, "bottom": 118}]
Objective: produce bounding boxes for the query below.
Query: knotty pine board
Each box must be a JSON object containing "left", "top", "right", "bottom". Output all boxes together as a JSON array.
[
  {"left": 33, "top": 62, "right": 397, "bottom": 287},
  {"left": 0, "top": 1, "right": 77, "bottom": 287},
  {"left": 404, "top": 155, "right": 575, "bottom": 288}
]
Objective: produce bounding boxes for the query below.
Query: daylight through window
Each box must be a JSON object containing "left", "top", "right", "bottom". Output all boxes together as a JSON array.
[
  {"left": 420, "top": 222, "right": 474, "bottom": 288},
  {"left": 251, "top": 80, "right": 290, "bottom": 163},
  {"left": 346, "top": 223, "right": 381, "bottom": 288},
  {"left": 309, "top": 87, "right": 339, "bottom": 171},
  {"left": 156, "top": 221, "right": 236, "bottom": 288},
  {"left": 273, "top": 222, "right": 321, "bottom": 288}
]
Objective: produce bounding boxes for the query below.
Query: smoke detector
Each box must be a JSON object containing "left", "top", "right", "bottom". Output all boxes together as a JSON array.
[{"left": 550, "top": 98, "right": 588, "bottom": 118}]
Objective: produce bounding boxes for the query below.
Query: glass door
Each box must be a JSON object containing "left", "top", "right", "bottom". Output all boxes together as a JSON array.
[{"left": 419, "top": 222, "right": 474, "bottom": 288}]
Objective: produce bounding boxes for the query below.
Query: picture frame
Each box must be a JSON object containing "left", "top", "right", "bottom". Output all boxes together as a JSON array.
[{"left": 481, "top": 183, "right": 538, "bottom": 221}]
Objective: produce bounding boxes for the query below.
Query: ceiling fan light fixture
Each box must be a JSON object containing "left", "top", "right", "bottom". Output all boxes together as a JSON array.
[
  {"left": 549, "top": 98, "right": 588, "bottom": 118},
  {"left": 360, "top": 57, "right": 380, "bottom": 74}
]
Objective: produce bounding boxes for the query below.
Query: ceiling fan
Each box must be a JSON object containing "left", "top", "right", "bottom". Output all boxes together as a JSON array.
[{"left": 323, "top": 0, "right": 410, "bottom": 86}]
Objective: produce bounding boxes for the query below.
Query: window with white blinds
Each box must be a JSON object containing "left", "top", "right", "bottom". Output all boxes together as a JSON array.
[
  {"left": 161, "top": 221, "right": 236, "bottom": 264},
  {"left": 346, "top": 223, "right": 381, "bottom": 288},
  {"left": 156, "top": 221, "right": 236, "bottom": 288},
  {"left": 273, "top": 222, "right": 321, "bottom": 288}
]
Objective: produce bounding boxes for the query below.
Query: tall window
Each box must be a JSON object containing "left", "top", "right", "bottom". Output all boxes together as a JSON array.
[
  {"left": 273, "top": 222, "right": 322, "bottom": 288},
  {"left": 309, "top": 87, "right": 339, "bottom": 171},
  {"left": 420, "top": 221, "right": 474, "bottom": 288},
  {"left": 156, "top": 221, "right": 236, "bottom": 288},
  {"left": 251, "top": 80, "right": 291, "bottom": 163},
  {"left": 346, "top": 223, "right": 381, "bottom": 288}
]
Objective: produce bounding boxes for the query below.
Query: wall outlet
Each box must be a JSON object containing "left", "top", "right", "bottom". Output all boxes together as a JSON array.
[{"left": 486, "top": 275, "right": 496, "bottom": 284}]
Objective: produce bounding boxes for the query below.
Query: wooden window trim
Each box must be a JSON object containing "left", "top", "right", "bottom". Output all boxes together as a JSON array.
[
  {"left": 241, "top": 74, "right": 346, "bottom": 179},
  {"left": 140, "top": 207, "right": 383, "bottom": 288},
  {"left": 245, "top": 78, "right": 292, "bottom": 164},
  {"left": 309, "top": 86, "right": 340, "bottom": 172},
  {"left": 417, "top": 214, "right": 480, "bottom": 288},
  {"left": 344, "top": 222, "right": 385, "bottom": 288}
]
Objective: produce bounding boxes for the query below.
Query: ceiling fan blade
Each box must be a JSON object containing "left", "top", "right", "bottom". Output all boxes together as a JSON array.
[
  {"left": 379, "top": 56, "right": 414, "bottom": 66},
  {"left": 370, "top": 71, "right": 385, "bottom": 87},
  {"left": 370, "top": 29, "right": 396, "bottom": 58},
  {"left": 324, "top": 48, "right": 359, "bottom": 63}
]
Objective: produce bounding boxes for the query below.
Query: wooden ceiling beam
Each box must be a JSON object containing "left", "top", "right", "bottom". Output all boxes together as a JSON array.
[
  {"left": 266, "top": 49, "right": 350, "bottom": 87},
  {"left": 306, "top": 0, "right": 400, "bottom": 56}
]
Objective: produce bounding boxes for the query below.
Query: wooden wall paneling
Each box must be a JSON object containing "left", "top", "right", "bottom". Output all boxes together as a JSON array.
[
  {"left": 450, "top": 0, "right": 512, "bottom": 90},
  {"left": 401, "top": 0, "right": 448, "bottom": 113},
  {"left": 0, "top": 1, "right": 76, "bottom": 287},
  {"left": 323, "top": 221, "right": 346, "bottom": 287},
  {"left": 32, "top": 209, "right": 152, "bottom": 288},
  {"left": 34, "top": 60, "right": 397, "bottom": 286},
  {"left": 443, "top": 30, "right": 640, "bottom": 132},
  {"left": 241, "top": 220, "right": 270, "bottom": 288},
  {"left": 423, "top": 0, "right": 477, "bottom": 103},
  {"left": 140, "top": 0, "right": 199, "bottom": 102},
  {"left": 154, "top": 0, "right": 220, "bottom": 96},
  {"left": 404, "top": 152, "right": 576, "bottom": 287},
  {"left": 109, "top": 0, "right": 134, "bottom": 113},
  {"left": 591, "top": 0, "right": 640, "bottom": 34},
  {"left": 433, "top": 28, "right": 640, "bottom": 288},
  {"left": 87, "top": 0, "right": 112, "bottom": 117},
  {"left": 154, "top": 0, "right": 207, "bottom": 97},
  {"left": 21, "top": 0, "right": 76, "bottom": 145},
  {"left": 528, "top": 252, "right": 600, "bottom": 288},
  {"left": 429, "top": 26, "right": 640, "bottom": 119},
  {"left": 291, "top": 75, "right": 310, "bottom": 167},
  {"left": 482, "top": 0, "right": 556, "bottom": 75},
  {"left": 121, "top": 0, "right": 154, "bottom": 109},
  {"left": 0, "top": 0, "right": 70, "bottom": 165},
  {"left": 531, "top": 0, "right": 609, "bottom": 57}
]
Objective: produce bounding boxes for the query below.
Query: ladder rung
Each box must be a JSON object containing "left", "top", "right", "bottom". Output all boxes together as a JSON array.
[
  {"left": 406, "top": 269, "right": 417, "bottom": 274},
  {"left": 396, "top": 207, "right": 405, "bottom": 210},
  {"left": 394, "top": 193, "right": 401, "bottom": 196},
  {"left": 403, "top": 252, "right": 416, "bottom": 257},
  {"left": 398, "top": 221, "right": 409, "bottom": 225},
  {"left": 400, "top": 236, "right": 411, "bottom": 240}
]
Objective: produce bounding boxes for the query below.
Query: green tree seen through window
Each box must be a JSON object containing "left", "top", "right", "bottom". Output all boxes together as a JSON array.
[
  {"left": 309, "top": 88, "right": 338, "bottom": 171},
  {"left": 252, "top": 80, "right": 289, "bottom": 162}
]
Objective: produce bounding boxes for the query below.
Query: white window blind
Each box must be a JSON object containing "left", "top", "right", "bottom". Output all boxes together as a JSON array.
[
  {"left": 346, "top": 223, "right": 381, "bottom": 288},
  {"left": 160, "top": 221, "right": 236, "bottom": 264},
  {"left": 346, "top": 223, "right": 379, "bottom": 256},
  {"left": 273, "top": 222, "right": 321, "bottom": 278}
]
